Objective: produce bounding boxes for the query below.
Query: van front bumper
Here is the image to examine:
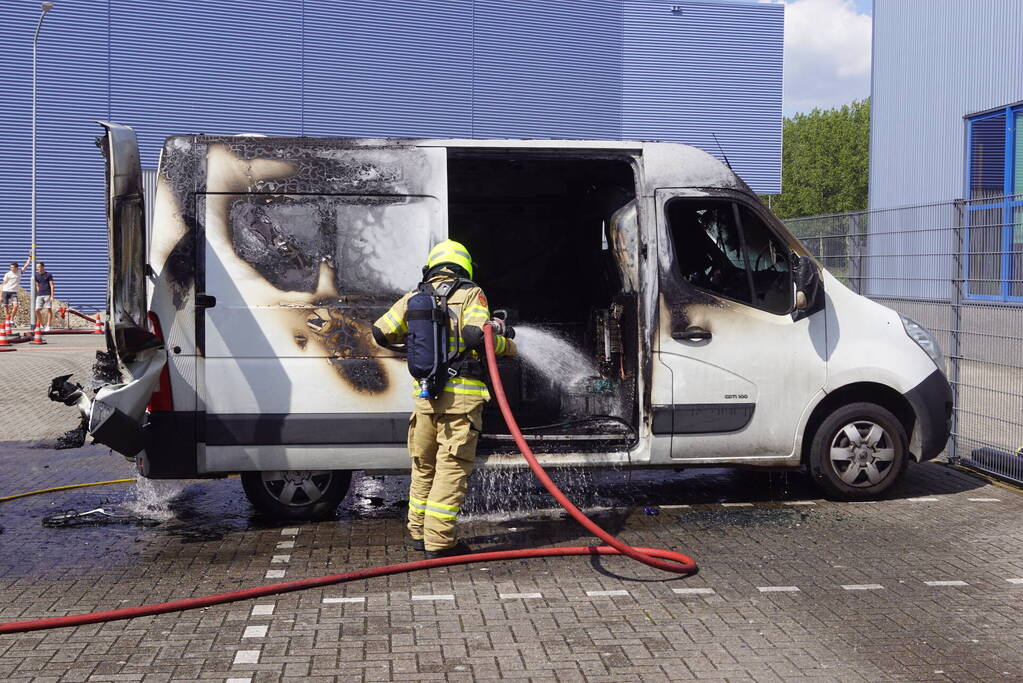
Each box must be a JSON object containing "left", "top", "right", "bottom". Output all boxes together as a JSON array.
[{"left": 904, "top": 368, "right": 953, "bottom": 462}]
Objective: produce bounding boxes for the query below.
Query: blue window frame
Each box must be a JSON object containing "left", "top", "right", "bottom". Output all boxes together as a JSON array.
[{"left": 965, "top": 105, "right": 1023, "bottom": 301}]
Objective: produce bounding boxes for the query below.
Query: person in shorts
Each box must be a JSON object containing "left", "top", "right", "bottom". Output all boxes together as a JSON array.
[
  {"left": 34, "top": 261, "right": 55, "bottom": 331},
  {"left": 2, "top": 256, "right": 30, "bottom": 325}
]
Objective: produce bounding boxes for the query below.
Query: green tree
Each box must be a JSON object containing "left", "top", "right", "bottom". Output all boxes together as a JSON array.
[{"left": 764, "top": 98, "right": 870, "bottom": 219}]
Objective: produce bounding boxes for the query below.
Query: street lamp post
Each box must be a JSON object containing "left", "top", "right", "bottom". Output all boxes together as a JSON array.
[{"left": 30, "top": 1, "right": 54, "bottom": 330}]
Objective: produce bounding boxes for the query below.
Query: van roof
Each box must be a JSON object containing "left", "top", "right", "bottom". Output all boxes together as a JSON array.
[{"left": 173, "top": 134, "right": 748, "bottom": 193}]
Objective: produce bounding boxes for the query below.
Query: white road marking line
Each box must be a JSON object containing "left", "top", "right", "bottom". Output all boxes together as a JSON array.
[
  {"left": 281, "top": 528, "right": 299, "bottom": 536},
  {"left": 586, "top": 589, "right": 630, "bottom": 597},
  {"left": 323, "top": 597, "right": 366, "bottom": 603},
  {"left": 499, "top": 592, "right": 543, "bottom": 599},
  {"left": 233, "top": 650, "right": 260, "bottom": 665},
  {"left": 251, "top": 604, "right": 274, "bottom": 616},
  {"left": 673, "top": 587, "right": 716, "bottom": 595},
  {"left": 411, "top": 594, "right": 455, "bottom": 601},
  {"left": 1006, "top": 578, "right": 1023, "bottom": 585},
  {"left": 906, "top": 497, "right": 939, "bottom": 502},
  {"left": 276, "top": 540, "right": 295, "bottom": 549},
  {"left": 784, "top": 501, "right": 817, "bottom": 506},
  {"left": 271, "top": 555, "right": 291, "bottom": 563},
  {"left": 226, "top": 678, "right": 252, "bottom": 683},
  {"left": 661, "top": 504, "right": 691, "bottom": 509},
  {"left": 265, "top": 569, "right": 286, "bottom": 579},
  {"left": 925, "top": 580, "right": 968, "bottom": 586},
  {"left": 242, "top": 625, "right": 268, "bottom": 639},
  {"left": 968, "top": 497, "right": 1001, "bottom": 502},
  {"left": 721, "top": 502, "right": 753, "bottom": 507},
  {"left": 757, "top": 586, "right": 800, "bottom": 593},
  {"left": 841, "top": 584, "right": 884, "bottom": 591}
]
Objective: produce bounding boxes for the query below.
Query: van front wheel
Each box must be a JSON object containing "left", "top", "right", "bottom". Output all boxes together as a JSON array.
[
  {"left": 808, "top": 402, "right": 908, "bottom": 500},
  {"left": 241, "top": 470, "right": 352, "bottom": 521}
]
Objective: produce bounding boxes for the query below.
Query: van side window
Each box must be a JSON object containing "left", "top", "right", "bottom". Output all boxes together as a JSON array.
[
  {"left": 668, "top": 201, "right": 752, "bottom": 305},
  {"left": 666, "top": 199, "right": 792, "bottom": 314}
]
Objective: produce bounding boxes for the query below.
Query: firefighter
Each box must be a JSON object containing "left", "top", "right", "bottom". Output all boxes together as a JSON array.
[{"left": 372, "top": 239, "right": 516, "bottom": 558}]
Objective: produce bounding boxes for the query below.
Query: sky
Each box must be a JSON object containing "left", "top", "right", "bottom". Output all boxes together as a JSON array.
[{"left": 779, "top": 0, "right": 873, "bottom": 116}]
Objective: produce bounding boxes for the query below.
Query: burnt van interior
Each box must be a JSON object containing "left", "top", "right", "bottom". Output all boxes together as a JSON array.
[{"left": 446, "top": 153, "right": 639, "bottom": 452}]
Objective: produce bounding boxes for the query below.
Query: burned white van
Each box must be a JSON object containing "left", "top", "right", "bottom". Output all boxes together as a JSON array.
[{"left": 54, "top": 122, "right": 952, "bottom": 519}]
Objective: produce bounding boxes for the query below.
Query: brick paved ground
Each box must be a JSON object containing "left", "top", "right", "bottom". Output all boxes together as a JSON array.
[
  {"left": 1, "top": 441, "right": 1022, "bottom": 682},
  {"left": 0, "top": 334, "right": 104, "bottom": 443}
]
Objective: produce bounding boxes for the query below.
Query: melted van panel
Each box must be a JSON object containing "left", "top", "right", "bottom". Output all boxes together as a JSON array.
[{"left": 195, "top": 142, "right": 445, "bottom": 402}]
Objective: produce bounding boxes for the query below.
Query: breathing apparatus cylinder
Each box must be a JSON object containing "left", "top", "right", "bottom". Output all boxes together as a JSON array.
[{"left": 405, "top": 285, "right": 448, "bottom": 399}]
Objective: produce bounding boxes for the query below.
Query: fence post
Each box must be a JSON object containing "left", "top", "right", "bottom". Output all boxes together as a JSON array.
[
  {"left": 849, "top": 212, "right": 862, "bottom": 294},
  {"left": 949, "top": 199, "right": 965, "bottom": 463}
]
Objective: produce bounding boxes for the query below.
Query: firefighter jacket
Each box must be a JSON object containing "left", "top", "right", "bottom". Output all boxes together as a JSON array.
[{"left": 372, "top": 270, "right": 516, "bottom": 414}]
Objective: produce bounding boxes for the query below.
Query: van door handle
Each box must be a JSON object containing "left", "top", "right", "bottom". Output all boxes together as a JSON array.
[
  {"left": 196, "top": 293, "right": 217, "bottom": 309},
  {"left": 673, "top": 326, "right": 711, "bottom": 341}
]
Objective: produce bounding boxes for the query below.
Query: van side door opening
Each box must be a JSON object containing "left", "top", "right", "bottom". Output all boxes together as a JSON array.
[{"left": 446, "top": 153, "right": 641, "bottom": 453}]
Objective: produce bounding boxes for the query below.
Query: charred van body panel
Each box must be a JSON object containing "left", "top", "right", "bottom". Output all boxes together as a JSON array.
[{"left": 67, "top": 126, "right": 951, "bottom": 505}]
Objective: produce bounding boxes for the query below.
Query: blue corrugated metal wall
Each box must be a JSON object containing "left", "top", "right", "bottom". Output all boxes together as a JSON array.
[
  {"left": 110, "top": 1, "right": 304, "bottom": 163},
  {"left": 870, "top": 0, "right": 1023, "bottom": 208},
  {"left": 473, "top": 1, "right": 623, "bottom": 139},
  {"left": 623, "top": 0, "right": 784, "bottom": 193},
  {"left": 0, "top": 0, "right": 782, "bottom": 312},
  {"left": 304, "top": 3, "right": 472, "bottom": 138},
  {"left": 0, "top": 1, "right": 109, "bottom": 313}
]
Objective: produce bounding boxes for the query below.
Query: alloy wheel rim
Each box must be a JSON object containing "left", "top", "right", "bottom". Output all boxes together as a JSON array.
[
  {"left": 260, "top": 470, "right": 333, "bottom": 506},
  {"left": 828, "top": 420, "right": 896, "bottom": 487}
]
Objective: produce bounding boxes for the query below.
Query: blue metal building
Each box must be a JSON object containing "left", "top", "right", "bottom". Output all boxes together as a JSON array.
[
  {"left": 868, "top": 0, "right": 1023, "bottom": 302},
  {"left": 0, "top": 0, "right": 783, "bottom": 311}
]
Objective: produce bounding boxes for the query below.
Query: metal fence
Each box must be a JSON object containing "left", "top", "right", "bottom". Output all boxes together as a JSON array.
[{"left": 784, "top": 194, "right": 1023, "bottom": 485}]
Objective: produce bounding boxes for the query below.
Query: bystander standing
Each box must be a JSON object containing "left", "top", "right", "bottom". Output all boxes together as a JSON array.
[
  {"left": 34, "top": 261, "right": 55, "bottom": 331},
  {"left": 2, "top": 256, "right": 31, "bottom": 326}
]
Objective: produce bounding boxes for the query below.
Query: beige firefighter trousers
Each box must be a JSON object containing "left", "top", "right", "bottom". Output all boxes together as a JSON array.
[{"left": 406, "top": 405, "right": 484, "bottom": 551}]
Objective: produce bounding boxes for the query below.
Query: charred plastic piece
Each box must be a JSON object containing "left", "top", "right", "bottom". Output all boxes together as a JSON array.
[
  {"left": 48, "top": 371, "right": 148, "bottom": 456},
  {"left": 49, "top": 375, "right": 90, "bottom": 450},
  {"left": 49, "top": 374, "right": 85, "bottom": 406}
]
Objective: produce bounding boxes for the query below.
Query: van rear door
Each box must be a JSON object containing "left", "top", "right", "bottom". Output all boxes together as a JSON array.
[
  {"left": 71, "top": 122, "right": 165, "bottom": 457},
  {"left": 97, "top": 121, "right": 160, "bottom": 356}
]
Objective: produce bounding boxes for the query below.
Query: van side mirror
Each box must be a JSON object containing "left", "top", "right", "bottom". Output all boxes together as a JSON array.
[{"left": 792, "top": 255, "right": 820, "bottom": 314}]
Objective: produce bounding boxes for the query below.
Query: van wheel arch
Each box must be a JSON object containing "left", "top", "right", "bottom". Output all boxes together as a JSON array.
[{"left": 801, "top": 383, "right": 917, "bottom": 466}]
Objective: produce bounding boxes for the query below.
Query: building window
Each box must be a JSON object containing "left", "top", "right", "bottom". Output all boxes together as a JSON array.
[{"left": 965, "top": 105, "right": 1023, "bottom": 300}]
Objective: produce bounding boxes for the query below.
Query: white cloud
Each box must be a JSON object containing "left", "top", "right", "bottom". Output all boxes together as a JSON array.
[{"left": 783, "top": 0, "right": 872, "bottom": 115}]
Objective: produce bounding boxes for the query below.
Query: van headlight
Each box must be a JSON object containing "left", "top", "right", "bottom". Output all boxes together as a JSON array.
[{"left": 900, "top": 315, "right": 943, "bottom": 371}]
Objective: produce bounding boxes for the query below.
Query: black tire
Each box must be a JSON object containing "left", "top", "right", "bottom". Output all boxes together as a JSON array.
[
  {"left": 808, "top": 402, "right": 909, "bottom": 500},
  {"left": 241, "top": 470, "right": 352, "bottom": 521}
]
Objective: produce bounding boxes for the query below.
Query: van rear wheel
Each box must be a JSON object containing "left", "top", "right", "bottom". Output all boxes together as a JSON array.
[
  {"left": 241, "top": 470, "right": 352, "bottom": 521},
  {"left": 808, "top": 402, "right": 908, "bottom": 500}
]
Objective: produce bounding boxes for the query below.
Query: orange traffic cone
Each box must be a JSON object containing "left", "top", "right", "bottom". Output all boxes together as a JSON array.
[
  {"left": 0, "top": 323, "right": 14, "bottom": 352},
  {"left": 31, "top": 323, "right": 46, "bottom": 345},
  {"left": 93, "top": 315, "right": 104, "bottom": 335},
  {"left": 2, "top": 317, "right": 10, "bottom": 336}
]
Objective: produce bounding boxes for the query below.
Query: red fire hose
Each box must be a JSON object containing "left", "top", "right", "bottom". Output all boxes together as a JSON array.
[{"left": 0, "top": 325, "right": 695, "bottom": 635}]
